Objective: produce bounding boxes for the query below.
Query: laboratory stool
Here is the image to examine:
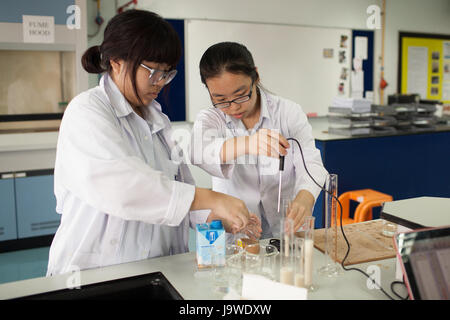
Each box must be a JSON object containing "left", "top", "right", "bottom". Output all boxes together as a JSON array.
[{"left": 337, "top": 189, "right": 393, "bottom": 225}]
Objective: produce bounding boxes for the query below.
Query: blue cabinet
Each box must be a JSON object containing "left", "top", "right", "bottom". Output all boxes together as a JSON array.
[
  {"left": 15, "top": 174, "right": 59, "bottom": 238},
  {"left": 0, "top": 176, "right": 18, "bottom": 241},
  {"left": 0, "top": 170, "right": 60, "bottom": 243}
]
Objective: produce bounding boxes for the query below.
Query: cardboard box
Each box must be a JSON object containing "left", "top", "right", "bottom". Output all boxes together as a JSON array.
[{"left": 196, "top": 220, "right": 225, "bottom": 269}]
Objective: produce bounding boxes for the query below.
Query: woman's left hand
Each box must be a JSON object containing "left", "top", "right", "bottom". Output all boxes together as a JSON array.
[
  {"left": 286, "top": 190, "right": 315, "bottom": 232},
  {"left": 208, "top": 212, "right": 262, "bottom": 239}
]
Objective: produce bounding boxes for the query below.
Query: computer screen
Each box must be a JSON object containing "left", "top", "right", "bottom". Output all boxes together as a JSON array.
[{"left": 395, "top": 226, "right": 450, "bottom": 300}]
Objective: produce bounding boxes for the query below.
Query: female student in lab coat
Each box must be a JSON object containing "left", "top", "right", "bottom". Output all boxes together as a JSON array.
[
  {"left": 47, "top": 11, "right": 260, "bottom": 276},
  {"left": 191, "top": 42, "right": 328, "bottom": 238}
]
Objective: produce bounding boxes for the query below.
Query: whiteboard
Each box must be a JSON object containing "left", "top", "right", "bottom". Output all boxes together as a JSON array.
[{"left": 185, "top": 19, "right": 351, "bottom": 121}]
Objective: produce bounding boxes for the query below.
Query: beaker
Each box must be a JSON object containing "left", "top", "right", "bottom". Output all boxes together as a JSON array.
[
  {"left": 244, "top": 243, "right": 262, "bottom": 273},
  {"left": 233, "top": 232, "right": 258, "bottom": 249},
  {"left": 225, "top": 244, "right": 244, "bottom": 295},
  {"left": 279, "top": 217, "right": 294, "bottom": 285},
  {"left": 294, "top": 237, "right": 305, "bottom": 288},
  {"left": 318, "top": 173, "right": 342, "bottom": 277},
  {"left": 260, "top": 244, "right": 279, "bottom": 281},
  {"left": 381, "top": 219, "right": 397, "bottom": 237},
  {"left": 214, "top": 244, "right": 243, "bottom": 294}
]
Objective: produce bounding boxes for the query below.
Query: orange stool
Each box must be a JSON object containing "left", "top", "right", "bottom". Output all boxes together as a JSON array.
[{"left": 336, "top": 189, "right": 393, "bottom": 225}]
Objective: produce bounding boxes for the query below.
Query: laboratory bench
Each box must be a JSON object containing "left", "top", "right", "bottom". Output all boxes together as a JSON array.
[
  {"left": 0, "top": 239, "right": 404, "bottom": 300},
  {"left": 381, "top": 196, "right": 450, "bottom": 229}
]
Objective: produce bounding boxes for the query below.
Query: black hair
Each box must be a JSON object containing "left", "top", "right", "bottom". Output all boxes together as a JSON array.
[
  {"left": 199, "top": 42, "right": 259, "bottom": 85},
  {"left": 81, "top": 9, "right": 181, "bottom": 106}
]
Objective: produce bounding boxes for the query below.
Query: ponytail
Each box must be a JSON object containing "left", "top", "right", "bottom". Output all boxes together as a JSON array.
[{"left": 81, "top": 45, "right": 105, "bottom": 74}]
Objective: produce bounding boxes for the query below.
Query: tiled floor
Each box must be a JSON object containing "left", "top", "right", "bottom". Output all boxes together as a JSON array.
[{"left": 0, "top": 246, "right": 50, "bottom": 285}]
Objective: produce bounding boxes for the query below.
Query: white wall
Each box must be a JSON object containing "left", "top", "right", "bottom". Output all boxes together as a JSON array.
[
  {"left": 140, "top": 0, "right": 378, "bottom": 29},
  {"left": 140, "top": 0, "right": 383, "bottom": 104},
  {"left": 137, "top": 0, "right": 450, "bottom": 104},
  {"left": 86, "top": 0, "right": 131, "bottom": 88},
  {"left": 185, "top": 20, "right": 352, "bottom": 119}
]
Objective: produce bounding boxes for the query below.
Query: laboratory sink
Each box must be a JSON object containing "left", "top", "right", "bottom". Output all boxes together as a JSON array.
[{"left": 16, "top": 272, "right": 183, "bottom": 300}]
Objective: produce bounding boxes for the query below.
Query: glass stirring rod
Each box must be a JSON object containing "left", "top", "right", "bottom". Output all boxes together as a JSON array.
[{"left": 277, "top": 155, "right": 285, "bottom": 214}]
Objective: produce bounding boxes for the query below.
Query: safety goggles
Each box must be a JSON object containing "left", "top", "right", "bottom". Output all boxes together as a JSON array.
[{"left": 140, "top": 63, "right": 177, "bottom": 85}]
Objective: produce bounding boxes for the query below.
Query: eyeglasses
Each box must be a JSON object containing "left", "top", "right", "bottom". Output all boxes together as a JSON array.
[
  {"left": 211, "top": 82, "right": 254, "bottom": 109},
  {"left": 139, "top": 63, "right": 177, "bottom": 85}
]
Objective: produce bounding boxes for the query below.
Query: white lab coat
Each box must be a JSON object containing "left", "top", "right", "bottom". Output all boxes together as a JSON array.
[
  {"left": 191, "top": 88, "right": 328, "bottom": 238},
  {"left": 47, "top": 74, "right": 205, "bottom": 276}
]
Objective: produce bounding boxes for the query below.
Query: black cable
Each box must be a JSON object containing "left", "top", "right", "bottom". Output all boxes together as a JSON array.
[
  {"left": 287, "top": 137, "right": 399, "bottom": 300},
  {"left": 391, "top": 281, "right": 410, "bottom": 300}
]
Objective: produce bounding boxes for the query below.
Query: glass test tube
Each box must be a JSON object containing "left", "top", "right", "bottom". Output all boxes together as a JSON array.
[
  {"left": 280, "top": 197, "right": 292, "bottom": 217},
  {"left": 303, "top": 216, "right": 315, "bottom": 289},
  {"left": 294, "top": 237, "right": 305, "bottom": 288},
  {"left": 318, "top": 173, "right": 342, "bottom": 277},
  {"left": 279, "top": 217, "right": 294, "bottom": 285}
]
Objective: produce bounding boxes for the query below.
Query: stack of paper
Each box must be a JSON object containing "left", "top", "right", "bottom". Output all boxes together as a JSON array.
[
  {"left": 331, "top": 97, "right": 372, "bottom": 113},
  {"left": 328, "top": 127, "right": 371, "bottom": 136}
]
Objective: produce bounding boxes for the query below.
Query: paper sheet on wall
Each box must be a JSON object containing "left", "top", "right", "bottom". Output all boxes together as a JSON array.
[
  {"left": 355, "top": 36, "right": 368, "bottom": 60},
  {"left": 443, "top": 42, "right": 450, "bottom": 102},
  {"left": 443, "top": 83, "right": 450, "bottom": 101},
  {"left": 22, "top": 15, "right": 55, "bottom": 43},
  {"left": 444, "top": 61, "right": 450, "bottom": 81},
  {"left": 443, "top": 42, "right": 450, "bottom": 59},
  {"left": 351, "top": 70, "right": 364, "bottom": 99},
  {"left": 407, "top": 46, "right": 428, "bottom": 99}
]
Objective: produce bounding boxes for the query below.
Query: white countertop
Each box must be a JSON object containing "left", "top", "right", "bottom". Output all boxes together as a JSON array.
[
  {"left": 0, "top": 122, "right": 193, "bottom": 153},
  {"left": 382, "top": 196, "right": 450, "bottom": 228},
  {"left": 0, "top": 242, "right": 402, "bottom": 300},
  {"left": 0, "top": 131, "right": 59, "bottom": 152}
]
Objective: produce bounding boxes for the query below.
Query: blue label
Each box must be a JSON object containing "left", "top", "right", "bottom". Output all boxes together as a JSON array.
[{"left": 207, "top": 230, "right": 218, "bottom": 244}]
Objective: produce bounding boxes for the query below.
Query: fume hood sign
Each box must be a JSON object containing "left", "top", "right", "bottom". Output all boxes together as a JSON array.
[{"left": 22, "top": 15, "right": 55, "bottom": 44}]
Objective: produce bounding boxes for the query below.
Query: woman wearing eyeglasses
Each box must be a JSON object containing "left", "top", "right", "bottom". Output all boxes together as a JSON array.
[
  {"left": 191, "top": 42, "right": 328, "bottom": 238},
  {"left": 47, "top": 12, "right": 259, "bottom": 276}
]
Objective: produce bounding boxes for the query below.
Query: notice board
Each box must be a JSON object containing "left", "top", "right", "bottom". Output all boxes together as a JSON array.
[{"left": 399, "top": 32, "right": 450, "bottom": 104}]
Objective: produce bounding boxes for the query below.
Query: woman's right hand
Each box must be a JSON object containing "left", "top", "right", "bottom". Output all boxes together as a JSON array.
[
  {"left": 191, "top": 188, "right": 250, "bottom": 232},
  {"left": 207, "top": 191, "right": 251, "bottom": 232},
  {"left": 249, "top": 128, "right": 289, "bottom": 158}
]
